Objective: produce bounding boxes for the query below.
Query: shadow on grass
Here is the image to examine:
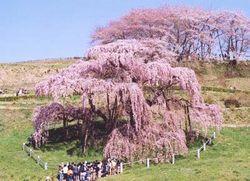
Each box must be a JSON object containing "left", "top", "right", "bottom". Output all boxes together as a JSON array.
[
  {"left": 39, "top": 139, "right": 103, "bottom": 158},
  {"left": 37, "top": 124, "right": 105, "bottom": 158}
]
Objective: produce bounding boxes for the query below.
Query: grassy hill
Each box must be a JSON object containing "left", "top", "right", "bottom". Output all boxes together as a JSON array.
[
  {"left": 0, "top": 59, "right": 77, "bottom": 95},
  {"left": 103, "top": 128, "right": 250, "bottom": 181},
  {"left": 0, "top": 59, "right": 249, "bottom": 180}
]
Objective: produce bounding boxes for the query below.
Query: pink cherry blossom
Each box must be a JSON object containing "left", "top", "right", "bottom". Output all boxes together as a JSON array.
[
  {"left": 33, "top": 28, "right": 223, "bottom": 161},
  {"left": 92, "top": 6, "right": 250, "bottom": 61}
]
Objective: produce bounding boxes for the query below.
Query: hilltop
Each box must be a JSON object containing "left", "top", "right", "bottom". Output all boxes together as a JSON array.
[
  {"left": 0, "top": 58, "right": 78, "bottom": 95},
  {"left": 1, "top": 59, "right": 249, "bottom": 92}
]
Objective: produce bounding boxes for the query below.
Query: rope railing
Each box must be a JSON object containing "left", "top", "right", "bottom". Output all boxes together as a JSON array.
[{"left": 22, "top": 143, "right": 48, "bottom": 170}]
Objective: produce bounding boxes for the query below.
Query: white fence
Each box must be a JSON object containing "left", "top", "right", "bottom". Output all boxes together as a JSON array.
[
  {"left": 120, "top": 132, "right": 217, "bottom": 172},
  {"left": 21, "top": 132, "right": 217, "bottom": 172},
  {"left": 197, "top": 132, "right": 216, "bottom": 159},
  {"left": 119, "top": 154, "right": 175, "bottom": 172},
  {"left": 22, "top": 143, "right": 48, "bottom": 170}
]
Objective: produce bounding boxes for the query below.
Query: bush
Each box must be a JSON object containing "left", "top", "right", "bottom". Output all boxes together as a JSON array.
[
  {"left": 204, "top": 95, "right": 216, "bottom": 104},
  {"left": 236, "top": 92, "right": 250, "bottom": 107},
  {"left": 224, "top": 99, "right": 241, "bottom": 108}
]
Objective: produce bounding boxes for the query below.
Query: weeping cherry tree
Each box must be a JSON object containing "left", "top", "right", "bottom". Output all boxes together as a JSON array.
[{"left": 32, "top": 39, "right": 223, "bottom": 161}]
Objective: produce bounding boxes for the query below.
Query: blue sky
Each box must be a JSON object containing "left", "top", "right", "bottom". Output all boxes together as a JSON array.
[{"left": 0, "top": 0, "right": 249, "bottom": 63}]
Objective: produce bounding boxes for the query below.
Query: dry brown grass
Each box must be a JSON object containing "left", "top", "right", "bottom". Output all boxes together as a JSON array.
[{"left": 0, "top": 59, "right": 77, "bottom": 94}]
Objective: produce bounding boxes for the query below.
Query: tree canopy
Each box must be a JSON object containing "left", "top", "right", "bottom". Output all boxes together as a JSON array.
[
  {"left": 32, "top": 39, "right": 223, "bottom": 161},
  {"left": 92, "top": 6, "right": 250, "bottom": 61}
]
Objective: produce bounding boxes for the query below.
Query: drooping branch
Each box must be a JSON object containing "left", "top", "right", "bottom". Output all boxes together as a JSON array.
[
  {"left": 88, "top": 93, "right": 108, "bottom": 123},
  {"left": 33, "top": 37, "right": 223, "bottom": 161},
  {"left": 32, "top": 103, "right": 87, "bottom": 147}
]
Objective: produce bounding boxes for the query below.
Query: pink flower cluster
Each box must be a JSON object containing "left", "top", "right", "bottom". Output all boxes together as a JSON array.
[
  {"left": 33, "top": 24, "right": 223, "bottom": 161},
  {"left": 93, "top": 6, "right": 250, "bottom": 61}
]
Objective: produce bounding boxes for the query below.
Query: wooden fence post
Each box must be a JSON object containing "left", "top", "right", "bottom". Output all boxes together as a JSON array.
[
  {"left": 44, "top": 162, "right": 48, "bottom": 170},
  {"left": 29, "top": 148, "right": 32, "bottom": 157},
  {"left": 37, "top": 156, "right": 40, "bottom": 165},
  {"left": 197, "top": 149, "right": 200, "bottom": 159},
  {"left": 172, "top": 154, "right": 175, "bottom": 164},
  {"left": 203, "top": 143, "right": 206, "bottom": 151},
  {"left": 120, "top": 162, "right": 123, "bottom": 173},
  {"left": 146, "top": 158, "right": 150, "bottom": 168},
  {"left": 22, "top": 143, "right": 49, "bottom": 170}
]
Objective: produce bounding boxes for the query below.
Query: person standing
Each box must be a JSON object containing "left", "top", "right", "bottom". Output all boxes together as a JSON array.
[
  {"left": 63, "top": 164, "right": 68, "bottom": 181},
  {"left": 57, "top": 166, "right": 64, "bottom": 181}
]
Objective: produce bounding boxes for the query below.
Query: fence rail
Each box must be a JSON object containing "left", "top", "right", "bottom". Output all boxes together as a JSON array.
[
  {"left": 197, "top": 132, "right": 216, "bottom": 159},
  {"left": 120, "top": 132, "right": 217, "bottom": 170},
  {"left": 21, "top": 132, "right": 217, "bottom": 172},
  {"left": 22, "top": 143, "right": 48, "bottom": 170},
  {"left": 120, "top": 131, "right": 217, "bottom": 172},
  {"left": 119, "top": 154, "right": 175, "bottom": 172}
]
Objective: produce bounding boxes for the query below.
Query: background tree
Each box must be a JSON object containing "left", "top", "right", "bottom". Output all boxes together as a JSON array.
[
  {"left": 214, "top": 11, "right": 250, "bottom": 61},
  {"left": 92, "top": 6, "right": 250, "bottom": 62}
]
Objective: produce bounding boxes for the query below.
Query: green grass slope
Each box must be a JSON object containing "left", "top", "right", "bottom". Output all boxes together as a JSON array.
[
  {"left": 0, "top": 59, "right": 249, "bottom": 180},
  {"left": 103, "top": 128, "right": 250, "bottom": 181}
]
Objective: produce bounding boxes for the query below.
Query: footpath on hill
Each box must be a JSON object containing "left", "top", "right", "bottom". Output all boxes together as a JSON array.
[{"left": 222, "top": 124, "right": 250, "bottom": 128}]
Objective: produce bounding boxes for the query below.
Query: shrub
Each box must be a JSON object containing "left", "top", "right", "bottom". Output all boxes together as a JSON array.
[
  {"left": 224, "top": 99, "right": 241, "bottom": 108},
  {"left": 204, "top": 95, "right": 216, "bottom": 104}
]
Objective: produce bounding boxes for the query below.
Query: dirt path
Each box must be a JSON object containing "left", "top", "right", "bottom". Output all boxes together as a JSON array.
[
  {"left": 0, "top": 106, "right": 33, "bottom": 110},
  {"left": 222, "top": 124, "right": 250, "bottom": 128}
]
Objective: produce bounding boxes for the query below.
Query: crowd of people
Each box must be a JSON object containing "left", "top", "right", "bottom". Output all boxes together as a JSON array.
[{"left": 57, "top": 159, "right": 121, "bottom": 181}]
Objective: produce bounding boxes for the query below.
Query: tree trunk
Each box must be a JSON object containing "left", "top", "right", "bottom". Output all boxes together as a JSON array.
[
  {"left": 184, "top": 105, "right": 192, "bottom": 133},
  {"left": 184, "top": 105, "right": 188, "bottom": 133},
  {"left": 217, "top": 31, "right": 225, "bottom": 60},
  {"left": 81, "top": 114, "right": 91, "bottom": 155},
  {"left": 82, "top": 125, "right": 89, "bottom": 154},
  {"left": 88, "top": 95, "right": 108, "bottom": 123},
  {"left": 186, "top": 105, "right": 192, "bottom": 132},
  {"left": 63, "top": 119, "right": 68, "bottom": 140}
]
